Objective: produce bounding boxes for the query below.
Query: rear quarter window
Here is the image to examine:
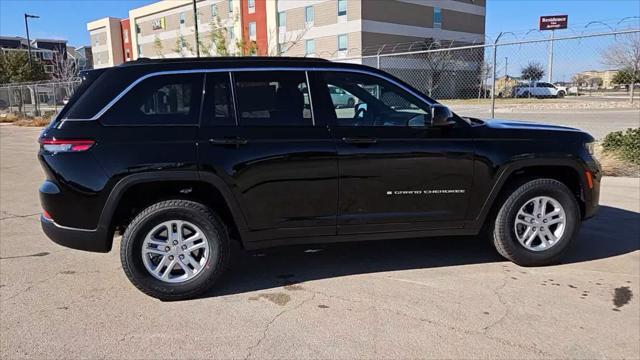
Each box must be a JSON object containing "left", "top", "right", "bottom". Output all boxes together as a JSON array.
[{"left": 100, "top": 73, "right": 204, "bottom": 126}]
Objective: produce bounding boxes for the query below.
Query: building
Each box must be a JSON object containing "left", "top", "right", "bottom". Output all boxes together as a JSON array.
[
  {"left": 574, "top": 70, "right": 620, "bottom": 89},
  {"left": 275, "top": 0, "right": 485, "bottom": 58},
  {"left": 67, "top": 46, "right": 93, "bottom": 71},
  {"left": 0, "top": 36, "right": 68, "bottom": 75},
  {"left": 87, "top": 17, "right": 126, "bottom": 68},
  {"left": 87, "top": 0, "right": 485, "bottom": 67}
]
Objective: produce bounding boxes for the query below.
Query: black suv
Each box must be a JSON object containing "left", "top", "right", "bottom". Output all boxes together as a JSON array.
[{"left": 39, "top": 57, "right": 600, "bottom": 300}]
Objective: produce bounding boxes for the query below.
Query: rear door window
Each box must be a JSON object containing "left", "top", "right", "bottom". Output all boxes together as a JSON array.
[
  {"left": 232, "top": 71, "right": 313, "bottom": 126},
  {"left": 202, "top": 72, "right": 236, "bottom": 127},
  {"left": 101, "top": 73, "right": 204, "bottom": 126}
]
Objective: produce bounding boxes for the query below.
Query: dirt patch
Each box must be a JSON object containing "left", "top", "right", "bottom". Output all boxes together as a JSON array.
[
  {"left": 248, "top": 292, "right": 291, "bottom": 306},
  {"left": 613, "top": 286, "right": 633, "bottom": 309}
]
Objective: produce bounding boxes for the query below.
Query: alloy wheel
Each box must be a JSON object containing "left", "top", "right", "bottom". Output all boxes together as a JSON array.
[
  {"left": 514, "top": 196, "right": 566, "bottom": 252},
  {"left": 141, "top": 220, "right": 211, "bottom": 283}
]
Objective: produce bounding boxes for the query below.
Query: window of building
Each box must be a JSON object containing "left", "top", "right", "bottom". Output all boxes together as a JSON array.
[
  {"left": 322, "top": 72, "right": 429, "bottom": 127},
  {"left": 212, "top": 3, "right": 218, "bottom": 17},
  {"left": 137, "top": 44, "right": 142, "bottom": 57},
  {"left": 125, "top": 49, "right": 131, "bottom": 61},
  {"left": 305, "top": 39, "right": 315, "bottom": 56},
  {"left": 233, "top": 71, "right": 312, "bottom": 127},
  {"left": 228, "top": 0, "right": 233, "bottom": 13},
  {"left": 305, "top": 6, "right": 314, "bottom": 24},
  {"left": 433, "top": 7, "right": 442, "bottom": 29},
  {"left": 278, "top": 11, "right": 286, "bottom": 30},
  {"left": 338, "top": 34, "right": 348, "bottom": 51},
  {"left": 203, "top": 73, "right": 235, "bottom": 126},
  {"left": 44, "top": 65, "right": 54, "bottom": 74},
  {"left": 229, "top": 26, "right": 235, "bottom": 40},
  {"left": 42, "top": 52, "right": 53, "bottom": 60},
  {"left": 94, "top": 37, "right": 99, "bottom": 47},
  {"left": 338, "top": 0, "right": 347, "bottom": 16},
  {"left": 123, "top": 29, "right": 129, "bottom": 43},
  {"left": 248, "top": 0, "right": 255, "bottom": 14},
  {"left": 102, "top": 73, "right": 204, "bottom": 125},
  {"left": 180, "top": 12, "right": 186, "bottom": 29},
  {"left": 249, "top": 22, "right": 256, "bottom": 41}
]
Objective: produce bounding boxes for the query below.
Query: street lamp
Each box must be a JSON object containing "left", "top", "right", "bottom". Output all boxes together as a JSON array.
[{"left": 24, "top": 13, "right": 39, "bottom": 66}]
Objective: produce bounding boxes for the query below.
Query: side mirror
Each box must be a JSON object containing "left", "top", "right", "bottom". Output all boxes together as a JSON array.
[{"left": 431, "top": 104, "right": 455, "bottom": 127}]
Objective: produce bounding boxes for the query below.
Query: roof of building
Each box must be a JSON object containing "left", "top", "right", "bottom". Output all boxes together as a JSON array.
[{"left": 32, "top": 38, "right": 68, "bottom": 44}]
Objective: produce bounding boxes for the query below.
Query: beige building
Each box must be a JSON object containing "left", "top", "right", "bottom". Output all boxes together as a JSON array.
[
  {"left": 575, "top": 70, "right": 620, "bottom": 89},
  {"left": 129, "top": 0, "right": 243, "bottom": 60},
  {"left": 87, "top": 17, "right": 125, "bottom": 68},
  {"left": 273, "top": 0, "right": 486, "bottom": 58},
  {"left": 88, "top": 0, "right": 486, "bottom": 68}
]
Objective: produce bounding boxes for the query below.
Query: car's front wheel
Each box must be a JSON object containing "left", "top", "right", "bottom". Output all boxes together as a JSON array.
[
  {"left": 491, "top": 179, "right": 580, "bottom": 266},
  {"left": 120, "top": 200, "right": 230, "bottom": 300}
]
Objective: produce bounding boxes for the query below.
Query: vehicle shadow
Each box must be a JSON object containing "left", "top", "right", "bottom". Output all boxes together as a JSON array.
[{"left": 204, "top": 205, "right": 639, "bottom": 298}]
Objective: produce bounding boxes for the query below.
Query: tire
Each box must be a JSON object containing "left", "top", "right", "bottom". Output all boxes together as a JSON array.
[
  {"left": 522, "top": 91, "right": 530, "bottom": 98},
  {"left": 490, "top": 179, "right": 580, "bottom": 266},
  {"left": 120, "top": 200, "right": 230, "bottom": 300},
  {"left": 557, "top": 91, "right": 566, "bottom": 98}
]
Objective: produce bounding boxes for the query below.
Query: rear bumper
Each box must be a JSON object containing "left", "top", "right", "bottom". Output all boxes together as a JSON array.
[{"left": 41, "top": 215, "right": 112, "bottom": 253}]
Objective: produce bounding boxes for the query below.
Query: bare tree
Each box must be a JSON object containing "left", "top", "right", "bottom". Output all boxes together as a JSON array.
[
  {"left": 602, "top": 33, "right": 640, "bottom": 103},
  {"left": 421, "top": 41, "right": 453, "bottom": 97},
  {"left": 478, "top": 60, "right": 492, "bottom": 99},
  {"left": 274, "top": 26, "right": 310, "bottom": 56},
  {"left": 50, "top": 54, "right": 79, "bottom": 82},
  {"left": 153, "top": 36, "right": 165, "bottom": 58}
]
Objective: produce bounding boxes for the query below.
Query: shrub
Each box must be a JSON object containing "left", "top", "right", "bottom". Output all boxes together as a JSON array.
[{"left": 602, "top": 128, "right": 640, "bottom": 165}]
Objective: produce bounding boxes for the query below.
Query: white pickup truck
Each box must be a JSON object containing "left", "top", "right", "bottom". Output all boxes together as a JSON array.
[{"left": 512, "top": 82, "right": 567, "bottom": 98}]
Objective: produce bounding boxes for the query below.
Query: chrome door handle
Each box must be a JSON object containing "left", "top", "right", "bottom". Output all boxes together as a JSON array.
[
  {"left": 342, "top": 137, "right": 377, "bottom": 145},
  {"left": 209, "top": 137, "right": 248, "bottom": 146}
]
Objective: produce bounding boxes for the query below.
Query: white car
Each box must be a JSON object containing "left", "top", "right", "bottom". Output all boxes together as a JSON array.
[
  {"left": 329, "top": 85, "right": 356, "bottom": 108},
  {"left": 512, "top": 82, "right": 567, "bottom": 98}
]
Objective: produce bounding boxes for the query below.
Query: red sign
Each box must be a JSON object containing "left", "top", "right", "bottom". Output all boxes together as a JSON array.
[{"left": 539, "top": 15, "right": 568, "bottom": 30}]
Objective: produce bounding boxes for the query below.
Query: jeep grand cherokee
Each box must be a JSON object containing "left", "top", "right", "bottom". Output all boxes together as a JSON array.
[{"left": 38, "top": 57, "right": 600, "bottom": 300}]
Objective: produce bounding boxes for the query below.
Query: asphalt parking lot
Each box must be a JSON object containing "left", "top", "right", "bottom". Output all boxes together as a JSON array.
[{"left": 1, "top": 124, "right": 639, "bottom": 359}]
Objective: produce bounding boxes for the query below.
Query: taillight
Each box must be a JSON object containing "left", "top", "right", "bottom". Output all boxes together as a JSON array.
[{"left": 39, "top": 138, "right": 95, "bottom": 153}]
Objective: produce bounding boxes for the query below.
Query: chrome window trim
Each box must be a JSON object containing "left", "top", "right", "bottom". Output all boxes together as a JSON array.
[{"left": 62, "top": 67, "right": 436, "bottom": 123}]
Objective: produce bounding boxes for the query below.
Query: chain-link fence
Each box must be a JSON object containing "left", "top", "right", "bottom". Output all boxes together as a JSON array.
[
  {"left": 0, "top": 79, "right": 81, "bottom": 117},
  {"left": 336, "top": 28, "right": 640, "bottom": 118}
]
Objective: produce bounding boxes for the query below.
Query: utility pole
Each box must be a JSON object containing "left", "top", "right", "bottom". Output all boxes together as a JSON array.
[
  {"left": 548, "top": 29, "right": 554, "bottom": 82},
  {"left": 24, "top": 13, "right": 39, "bottom": 66},
  {"left": 505, "top": 57, "right": 508, "bottom": 78},
  {"left": 192, "top": 0, "right": 200, "bottom": 57}
]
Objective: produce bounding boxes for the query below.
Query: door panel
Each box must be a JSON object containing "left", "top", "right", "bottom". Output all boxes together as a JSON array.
[
  {"left": 197, "top": 71, "right": 338, "bottom": 234},
  {"left": 317, "top": 71, "right": 474, "bottom": 234}
]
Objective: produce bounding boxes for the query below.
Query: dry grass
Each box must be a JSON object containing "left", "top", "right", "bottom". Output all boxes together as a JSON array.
[
  {"left": 0, "top": 113, "right": 19, "bottom": 123},
  {"left": 14, "top": 117, "right": 51, "bottom": 127},
  {"left": 596, "top": 144, "right": 640, "bottom": 177},
  {"left": 0, "top": 113, "right": 52, "bottom": 127}
]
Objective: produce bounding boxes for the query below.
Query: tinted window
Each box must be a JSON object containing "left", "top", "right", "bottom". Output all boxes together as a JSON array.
[
  {"left": 203, "top": 72, "right": 235, "bottom": 127},
  {"left": 233, "top": 71, "right": 312, "bottom": 126},
  {"left": 101, "top": 73, "right": 203, "bottom": 126},
  {"left": 322, "top": 71, "right": 429, "bottom": 127}
]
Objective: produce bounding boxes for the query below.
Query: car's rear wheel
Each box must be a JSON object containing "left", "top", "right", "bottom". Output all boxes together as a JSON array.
[
  {"left": 120, "top": 200, "right": 230, "bottom": 300},
  {"left": 557, "top": 90, "right": 566, "bottom": 98},
  {"left": 491, "top": 179, "right": 580, "bottom": 266}
]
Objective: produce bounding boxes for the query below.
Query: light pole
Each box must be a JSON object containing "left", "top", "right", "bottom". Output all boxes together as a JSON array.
[
  {"left": 192, "top": 0, "right": 200, "bottom": 57},
  {"left": 24, "top": 13, "right": 39, "bottom": 66}
]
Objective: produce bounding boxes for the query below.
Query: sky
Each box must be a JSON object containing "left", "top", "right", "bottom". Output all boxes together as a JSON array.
[
  {"left": 1, "top": 0, "right": 639, "bottom": 80},
  {"left": 1, "top": 0, "right": 638, "bottom": 46}
]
